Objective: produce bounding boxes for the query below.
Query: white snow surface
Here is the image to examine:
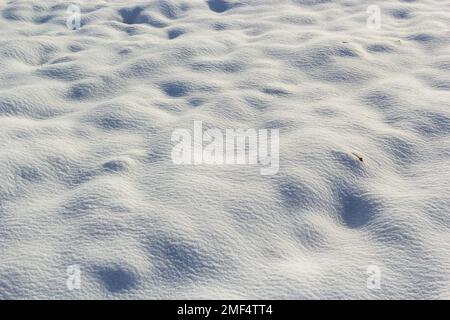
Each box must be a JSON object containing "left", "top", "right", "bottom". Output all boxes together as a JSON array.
[{"left": 1, "top": 0, "right": 450, "bottom": 299}]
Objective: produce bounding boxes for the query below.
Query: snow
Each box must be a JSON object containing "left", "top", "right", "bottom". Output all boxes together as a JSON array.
[{"left": 0, "top": 0, "right": 450, "bottom": 299}]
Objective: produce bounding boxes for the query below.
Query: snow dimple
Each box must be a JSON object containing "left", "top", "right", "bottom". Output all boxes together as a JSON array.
[
  {"left": 161, "top": 81, "right": 192, "bottom": 97},
  {"left": 36, "top": 64, "right": 91, "bottom": 82},
  {"left": 16, "top": 166, "right": 42, "bottom": 183},
  {"left": 391, "top": 8, "right": 412, "bottom": 20},
  {"left": 366, "top": 43, "right": 395, "bottom": 53},
  {"left": 102, "top": 160, "right": 129, "bottom": 173},
  {"left": 207, "top": 0, "right": 233, "bottom": 13},
  {"left": 409, "top": 33, "right": 435, "bottom": 43},
  {"left": 148, "top": 238, "right": 220, "bottom": 282},
  {"left": 339, "top": 191, "right": 378, "bottom": 229},
  {"left": 168, "top": 28, "right": 185, "bottom": 40},
  {"left": 96, "top": 266, "right": 139, "bottom": 293},
  {"left": 119, "top": 6, "right": 145, "bottom": 25},
  {"left": 118, "top": 6, "right": 167, "bottom": 27}
]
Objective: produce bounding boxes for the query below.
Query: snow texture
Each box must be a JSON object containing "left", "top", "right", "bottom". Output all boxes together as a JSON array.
[{"left": 0, "top": 0, "right": 450, "bottom": 299}]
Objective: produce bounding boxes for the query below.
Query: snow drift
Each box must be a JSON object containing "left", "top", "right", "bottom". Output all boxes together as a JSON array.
[{"left": 0, "top": 0, "right": 450, "bottom": 299}]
